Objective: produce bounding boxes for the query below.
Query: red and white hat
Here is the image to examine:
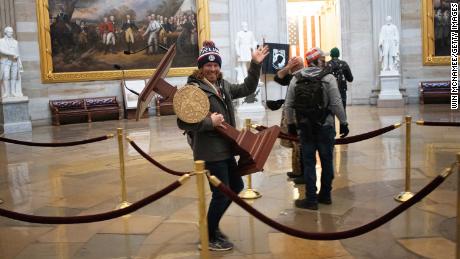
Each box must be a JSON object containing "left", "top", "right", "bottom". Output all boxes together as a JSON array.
[
  {"left": 305, "top": 47, "right": 326, "bottom": 65},
  {"left": 197, "top": 41, "right": 222, "bottom": 68}
]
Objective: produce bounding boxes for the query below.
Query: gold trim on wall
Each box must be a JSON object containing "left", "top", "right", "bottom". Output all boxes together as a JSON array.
[
  {"left": 35, "top": 0, "right": 210, "bottom": 83},
  {"left": 422, "top": 0, "right": 450, "bottom": 66}
]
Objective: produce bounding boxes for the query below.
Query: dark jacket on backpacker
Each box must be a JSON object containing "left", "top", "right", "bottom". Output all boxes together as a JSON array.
[
  {"left": 325, "top": 58, "right": 353, "bottom": 91},
  {"left": 284, "top": 66, "right": 347, "bottom": 135}
]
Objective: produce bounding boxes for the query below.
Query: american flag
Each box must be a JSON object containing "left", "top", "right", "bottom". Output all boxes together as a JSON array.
[{"left": 287, "top": 15, "right": 321, "bottom": 60}]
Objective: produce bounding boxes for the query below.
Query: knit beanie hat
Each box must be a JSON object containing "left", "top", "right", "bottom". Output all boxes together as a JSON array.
[
  {"left": 197, "top": 41, "right": 222, "bottom": 68},
  {"left": 305, "top": 47, "right": 326, "bottom": 65},
  {"left": 330, "top": 47, "right": 340, "bottom": 58}
]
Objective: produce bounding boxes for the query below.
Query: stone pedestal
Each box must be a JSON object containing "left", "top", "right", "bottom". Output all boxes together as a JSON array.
[
  {"left": 0, "top": 97, "right": 32, "bottom": 133},
  {"left": 377, "top": 71, "right": 404, "bottom": 107}
]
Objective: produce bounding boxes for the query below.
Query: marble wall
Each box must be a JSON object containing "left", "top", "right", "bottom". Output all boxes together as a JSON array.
[
  {"left": 10, "top": 0, "right": 452, "bottom": 125},
  {"left": 340, "top": 0, "right": 375, "bottom": 104},
  {"left": 400, "top": 0, "right": 450, "bottom": 102},
  {"left": 341, "top": 0, "right": 450, "bottom": 104},
  {"left": 0, "top": 0, "right": 16, "bottom": 32}
]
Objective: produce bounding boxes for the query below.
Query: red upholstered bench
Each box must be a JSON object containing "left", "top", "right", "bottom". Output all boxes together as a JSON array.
[
  {"left": 49, "top": 97, "right": 121, "bottom": 125},
  {"left": 49, "top": 99, "right": 87, "bottom": 126},
  {"left": 419, "top": 81, "right": 451, "bottom": 104},
  {"left": 85, "top": 96, "right": 121, "bottom": 122}
]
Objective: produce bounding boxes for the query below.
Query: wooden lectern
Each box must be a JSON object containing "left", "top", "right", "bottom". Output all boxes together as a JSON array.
[{"left": 136, "top": 44, "right": 280, "bottom": 176}]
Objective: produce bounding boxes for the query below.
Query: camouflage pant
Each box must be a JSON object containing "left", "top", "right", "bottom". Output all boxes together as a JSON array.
[
  {"left": 280, "top": 108, "right": 302, "bottom": 176},
  {"left": 291, "top": 142, "right": 302, "bottom": 176}
]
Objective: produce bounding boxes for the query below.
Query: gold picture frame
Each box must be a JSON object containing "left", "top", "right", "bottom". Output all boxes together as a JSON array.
[
  {"left": 422, "top": 0, "right": 451, "bottom": 66},
  {"left": 35, "top": 0, "right": 210, "bottom": 83}
]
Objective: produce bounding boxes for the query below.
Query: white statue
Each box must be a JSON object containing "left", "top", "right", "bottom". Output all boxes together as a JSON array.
[
  {"left": 235, "top": 22, "right": 257, "bottom": 82},
  {"left": 378, "top": 16, "right": 399, "bottom": 72},
  {"left": 0, "top": 26, "right": 23, "bottom": 98}
]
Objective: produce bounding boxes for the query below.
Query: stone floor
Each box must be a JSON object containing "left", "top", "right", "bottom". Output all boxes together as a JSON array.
[{"left": 0, "top": 104, "right": 459, "bottom": 259}]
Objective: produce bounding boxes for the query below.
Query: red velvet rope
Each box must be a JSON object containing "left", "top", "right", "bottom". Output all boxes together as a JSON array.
[
  {"left": 212, "top": 173, "right": 445, "bottom": 240},
  {"left": 128, "top": 140, "right": 190, "bottom": 176},
  {"left": 417, "top": 121, "right": 460, "bottom": 127},
  {"left": 0, "top": 179, "right": 183, "bottom": 224},
  {"left": 255, "top": 124, "right": 399, "bottom": 145},
  {"left": 0, "top": 135, "right": 112, "bottom": 147}
]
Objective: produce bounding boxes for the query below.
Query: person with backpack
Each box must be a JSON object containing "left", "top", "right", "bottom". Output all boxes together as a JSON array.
[
  {"left": 285, "top": 47, "right": 349, "bottom": 210},
  {"left": 325, "top": 47, "right": 353, "bottom": 111},
  {"left": 273, "top": 57, "right": 305, "bottom": 182}
]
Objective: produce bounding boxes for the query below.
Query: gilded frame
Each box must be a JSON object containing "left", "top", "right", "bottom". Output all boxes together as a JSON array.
[
  {"left": 422, "top": 0, "right": 450, "bottom": 66},
  {"left": 35, "top": 0, "right": 210, "bottom": 83}
]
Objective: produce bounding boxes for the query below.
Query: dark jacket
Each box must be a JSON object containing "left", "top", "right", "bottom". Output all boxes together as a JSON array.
[
  {"left": 274, "top": 73, "right": 293, "bottom": 86},
  {"left": 122, "top": 21, "right": 138, "bottom": 31},
  {"left": 177, "top": 61, "right": 262, "bottom": 161},
  {"left": 325, "top": 58, "right": 353, "bottom": 90}
]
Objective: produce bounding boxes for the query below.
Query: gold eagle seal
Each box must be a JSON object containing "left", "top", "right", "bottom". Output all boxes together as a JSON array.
[{"left": 173, "top": 84, "right": 210, "bottom": 123}]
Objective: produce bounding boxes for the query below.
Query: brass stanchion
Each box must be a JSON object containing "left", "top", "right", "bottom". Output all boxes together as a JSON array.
[
  {"left": 116, "top": 128, "right": 131, "bottom": 209},
  {"left": 395, "top": 116, "right": 415, "bottom": 202},
  {"left": 239, "top": 118, "right": 262, "bottom": 200},
  {"left": 195, "top": 160, "right": 210, "bottom": 258}
]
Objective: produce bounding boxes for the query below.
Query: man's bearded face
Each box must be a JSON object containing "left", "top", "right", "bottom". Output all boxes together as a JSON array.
[{"left": 202, "top": 62, "right": 220, "bottom": 83}]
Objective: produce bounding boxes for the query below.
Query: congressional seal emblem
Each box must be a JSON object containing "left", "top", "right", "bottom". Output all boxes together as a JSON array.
[{"left": 173, "top": 84, "right": 210, "bottom": 123}]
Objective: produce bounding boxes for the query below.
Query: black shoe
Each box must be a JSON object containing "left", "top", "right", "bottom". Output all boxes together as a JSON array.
[
  {"left": 216, "top": 229, "right": 229, "bottom": 241},
  {"left": 293, "top": 176, "right": 306, "bottom": 185},
  {"left": 287, "top": 171, "right": 301, "bottom": 178},
  {"left": 318, "top": 196, "right": 332, "bottom": 205},
  {"left": 294, "top": 199, "right": 318, "bottom": 210},
  {"left": 198, "top": 238, "right": 234, "bottom": 251}
]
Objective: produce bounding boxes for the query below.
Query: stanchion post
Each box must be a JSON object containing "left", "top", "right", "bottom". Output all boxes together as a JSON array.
[
  {"left": 457, "top": 153, "right": 460, "bottom": 259},
  {"left": 395, "top": 116, "right": 415, "bottom": 202},
  {"left": 239, "top": 118, "right": 262, "bottom": 200},
  {"left": 116, "top": 128, "right": 131, "bottom": 209},
  {"left": 195, "top": 161, "right": 210, "bottom": 258}
]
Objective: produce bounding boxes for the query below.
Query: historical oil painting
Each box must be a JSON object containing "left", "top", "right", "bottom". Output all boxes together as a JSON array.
[{"left": 37, "top": 0, "right": 208, "bottom": 82}]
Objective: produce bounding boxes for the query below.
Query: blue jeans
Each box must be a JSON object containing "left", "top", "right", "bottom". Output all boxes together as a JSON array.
[
  {"left": 300, "top": 125, "right": 335, "bottom": 202},
  {"left": 205, "top": 157, "right": 244, "bottom": 240}
]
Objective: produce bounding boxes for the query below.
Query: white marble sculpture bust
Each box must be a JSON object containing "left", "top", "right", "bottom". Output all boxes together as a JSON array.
[
  {"left": 0, "top": 26, "right": 23, "bottom": 98},
  {"left": 235, "top": 22, "right": 257, "bottom": 83},
  {"left": 378, "top": 16, "right": 400, "bottom": 73}
]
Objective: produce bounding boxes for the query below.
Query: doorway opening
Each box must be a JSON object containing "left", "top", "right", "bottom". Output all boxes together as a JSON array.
[{"left": 287, "top": 0, "right": 341, "bottom": 61}]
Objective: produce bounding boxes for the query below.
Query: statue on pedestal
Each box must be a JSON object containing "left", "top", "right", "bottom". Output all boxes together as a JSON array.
[
  {"left": 378, "top": 16, "right": 399, "bottom": 72},
  {"left": 0, "top": 26, "right": 23, "bottom": 98},
  {"left": 235, "top": 22, "right": 257, "bottom": 83}
]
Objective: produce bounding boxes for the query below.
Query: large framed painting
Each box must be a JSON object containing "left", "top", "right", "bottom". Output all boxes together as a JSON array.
[
  {"left": 422, "top": 0, "right": 452, "bottom": 65},
  {"left": 36, "top": 0, "right": 210, "bottom": 83}
]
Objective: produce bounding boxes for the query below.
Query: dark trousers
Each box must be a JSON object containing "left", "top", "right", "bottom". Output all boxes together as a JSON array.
[
  {"left": 300, "top": 125, "right": 335, "bottom": 202},
  {"left": 339, "top": 87, "right": 347, "bottom": 111},
  {"left": 205, "top": 157, "right": 244, "bottom": 240}
]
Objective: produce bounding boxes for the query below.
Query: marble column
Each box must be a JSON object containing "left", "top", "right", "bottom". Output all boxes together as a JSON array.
[
  {"left": 0, "top": 0, "right": 16, "bottom": 32},
  {"left": 340, "top": 0, "right": 375, "bottom": 104}
]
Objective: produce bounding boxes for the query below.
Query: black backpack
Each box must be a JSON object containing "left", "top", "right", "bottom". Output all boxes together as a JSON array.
[
  {"left": 327, "top": 60, "right": 347, "bottom": 90},
  {"left": 293, "top": 70, "right": 330, "bottom": 136}
]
